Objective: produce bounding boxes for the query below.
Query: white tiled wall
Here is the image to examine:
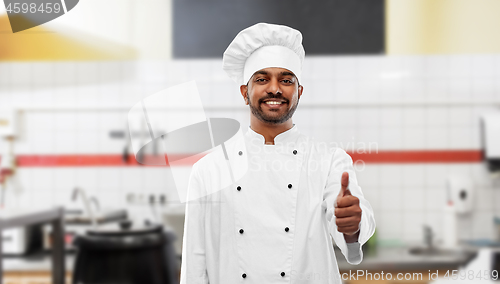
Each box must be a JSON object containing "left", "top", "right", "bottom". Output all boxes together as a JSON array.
[{"left": 1, "top": 54, "right": 500, "bottom": 245}]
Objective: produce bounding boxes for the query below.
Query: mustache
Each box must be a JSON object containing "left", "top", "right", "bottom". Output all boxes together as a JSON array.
[{"left": 258, "top": 94, "right": 289, "bottom": 104}]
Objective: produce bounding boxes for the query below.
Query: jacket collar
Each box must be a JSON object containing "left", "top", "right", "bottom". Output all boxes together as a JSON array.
[{"left": 245, "top": 124, "right": 300, "bottom": 145}]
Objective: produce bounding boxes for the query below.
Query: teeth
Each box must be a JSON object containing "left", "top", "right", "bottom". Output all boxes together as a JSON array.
[{"left": 265, "top": 101, "right": 282, "bottom": 105}]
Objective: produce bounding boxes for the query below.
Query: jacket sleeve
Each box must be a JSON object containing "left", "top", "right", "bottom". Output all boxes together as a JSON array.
[
  {"left": 180, "top": 163, "right": 210, "bottom": 284},
  {"left": 322, "top": 148, "right": 376, "bottom": 265}
]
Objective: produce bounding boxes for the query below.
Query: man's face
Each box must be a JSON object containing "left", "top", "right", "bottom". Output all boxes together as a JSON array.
[{"left": 240, "top": 67, "right": 303, "bottom": 125}]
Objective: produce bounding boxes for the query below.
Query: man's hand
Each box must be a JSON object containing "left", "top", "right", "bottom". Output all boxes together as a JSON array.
[{"left": 335, "top": 172, "right": 361, "bottom": 242}]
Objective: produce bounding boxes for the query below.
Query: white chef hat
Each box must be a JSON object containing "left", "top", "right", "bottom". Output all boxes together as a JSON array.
[{"left": 222, "top": 23, "right": 305, "bottom": 85}]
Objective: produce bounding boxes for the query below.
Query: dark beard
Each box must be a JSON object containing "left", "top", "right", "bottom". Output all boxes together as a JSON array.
[{"left": 248, "top": 93, "right": 299, "bottom": 125}]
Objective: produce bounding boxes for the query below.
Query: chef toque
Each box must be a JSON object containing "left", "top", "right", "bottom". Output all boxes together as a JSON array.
[{"left": 222, "top": 23, "right": 305, "bottom": 86}]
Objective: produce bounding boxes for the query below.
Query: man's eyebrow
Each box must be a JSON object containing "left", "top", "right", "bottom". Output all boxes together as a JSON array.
[
  {"left": 280, "top": 71, "right": 295, "bottom": 77},
  {"left": 253, "top": 70, "right": 268, "bottom": 76}
]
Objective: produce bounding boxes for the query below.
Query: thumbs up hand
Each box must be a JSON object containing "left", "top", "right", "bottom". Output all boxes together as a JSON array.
[{"left": 335, "top": 172, "right": 362, "bottom": 238}]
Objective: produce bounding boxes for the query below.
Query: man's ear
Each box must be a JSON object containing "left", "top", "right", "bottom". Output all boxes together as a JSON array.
[
  {"left": 298, "top": 85, "right": 304, "bottom": 100},
  {"left": 240, "top": 85, "right": 249, "bottom": 105}
]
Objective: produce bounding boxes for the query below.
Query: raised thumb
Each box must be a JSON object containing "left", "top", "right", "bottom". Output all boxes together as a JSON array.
[{"left": 340, "top": 172, "right": 350, "bottom": 196}]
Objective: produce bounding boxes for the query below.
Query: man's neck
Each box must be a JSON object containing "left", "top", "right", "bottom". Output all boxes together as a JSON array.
[{"left": 250, "top": 117, "right": 294, "bottom": 145}]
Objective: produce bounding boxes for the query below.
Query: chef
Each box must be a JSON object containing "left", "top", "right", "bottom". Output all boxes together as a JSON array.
[{"left": 180, "top": 23, "right": 376, "bottom": 284}]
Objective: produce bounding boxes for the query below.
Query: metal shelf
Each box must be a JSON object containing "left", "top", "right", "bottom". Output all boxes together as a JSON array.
[{"left": 0, "top": 207, "right": 65, "bottom": 284}]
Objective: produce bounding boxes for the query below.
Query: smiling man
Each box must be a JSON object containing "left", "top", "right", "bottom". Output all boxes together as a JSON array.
[{"left": 180, "top": 23, "right": 376, "bottom": 284}]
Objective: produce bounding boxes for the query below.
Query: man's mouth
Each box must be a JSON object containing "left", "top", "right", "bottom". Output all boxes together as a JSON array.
[{"left": 262, "top": 99, "right": 287, "bottom": 105}]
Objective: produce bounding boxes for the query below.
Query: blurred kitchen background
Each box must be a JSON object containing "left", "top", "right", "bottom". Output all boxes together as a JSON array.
[{"left": 2, "top": 0, "right": 500, "bottom": 283}]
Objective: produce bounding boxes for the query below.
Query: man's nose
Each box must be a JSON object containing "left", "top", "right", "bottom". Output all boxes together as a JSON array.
[{"left": 266, "top": 78, "right": 281, "bottom": 95}]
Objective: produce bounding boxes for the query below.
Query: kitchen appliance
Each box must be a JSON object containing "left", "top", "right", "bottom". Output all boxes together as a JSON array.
[
  {"left": 2, "top": 224, "right": 42, "bottom": 255},
  {"left": 481, "top": 114, "right": 500, "bottom": 175},
  {"left": 72, "top": 220, "right": 178, "bottom": 284},
  {"left": 447, "top": 175, "right": 474, "bottom": 215}
]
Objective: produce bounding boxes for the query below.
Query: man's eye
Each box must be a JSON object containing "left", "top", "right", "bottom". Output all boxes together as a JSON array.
[
  {"left": 282, "top": 79, "right": 292, "bottom": 84},
  {"left": 256, "top": 78, "right": 266, "bottom": 82}
]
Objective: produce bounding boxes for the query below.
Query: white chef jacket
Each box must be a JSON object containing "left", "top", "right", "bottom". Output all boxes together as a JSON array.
[{"left": 180, "top": 125, "right": 376, "bottom": 284}]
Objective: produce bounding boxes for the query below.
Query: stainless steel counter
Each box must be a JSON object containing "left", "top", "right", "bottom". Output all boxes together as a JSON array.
[{"left": 2, "top": 253, "right": 75, "bottom": 272}]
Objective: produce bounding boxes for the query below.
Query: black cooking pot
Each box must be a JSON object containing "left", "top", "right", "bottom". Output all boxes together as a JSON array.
[{"left": 72, "top": 220, "right": 177, "bottom": 284}]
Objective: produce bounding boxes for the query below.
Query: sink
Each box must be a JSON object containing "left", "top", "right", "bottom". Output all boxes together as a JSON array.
[
  {"left": 409, "top": 247, "right": 463, "bottom": 256},
  {"left": 64, "top": 209, "right": 128, "bottom": 225},
  {"left": 408, "top": 247, "right": 478, "bottom": 263}
]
